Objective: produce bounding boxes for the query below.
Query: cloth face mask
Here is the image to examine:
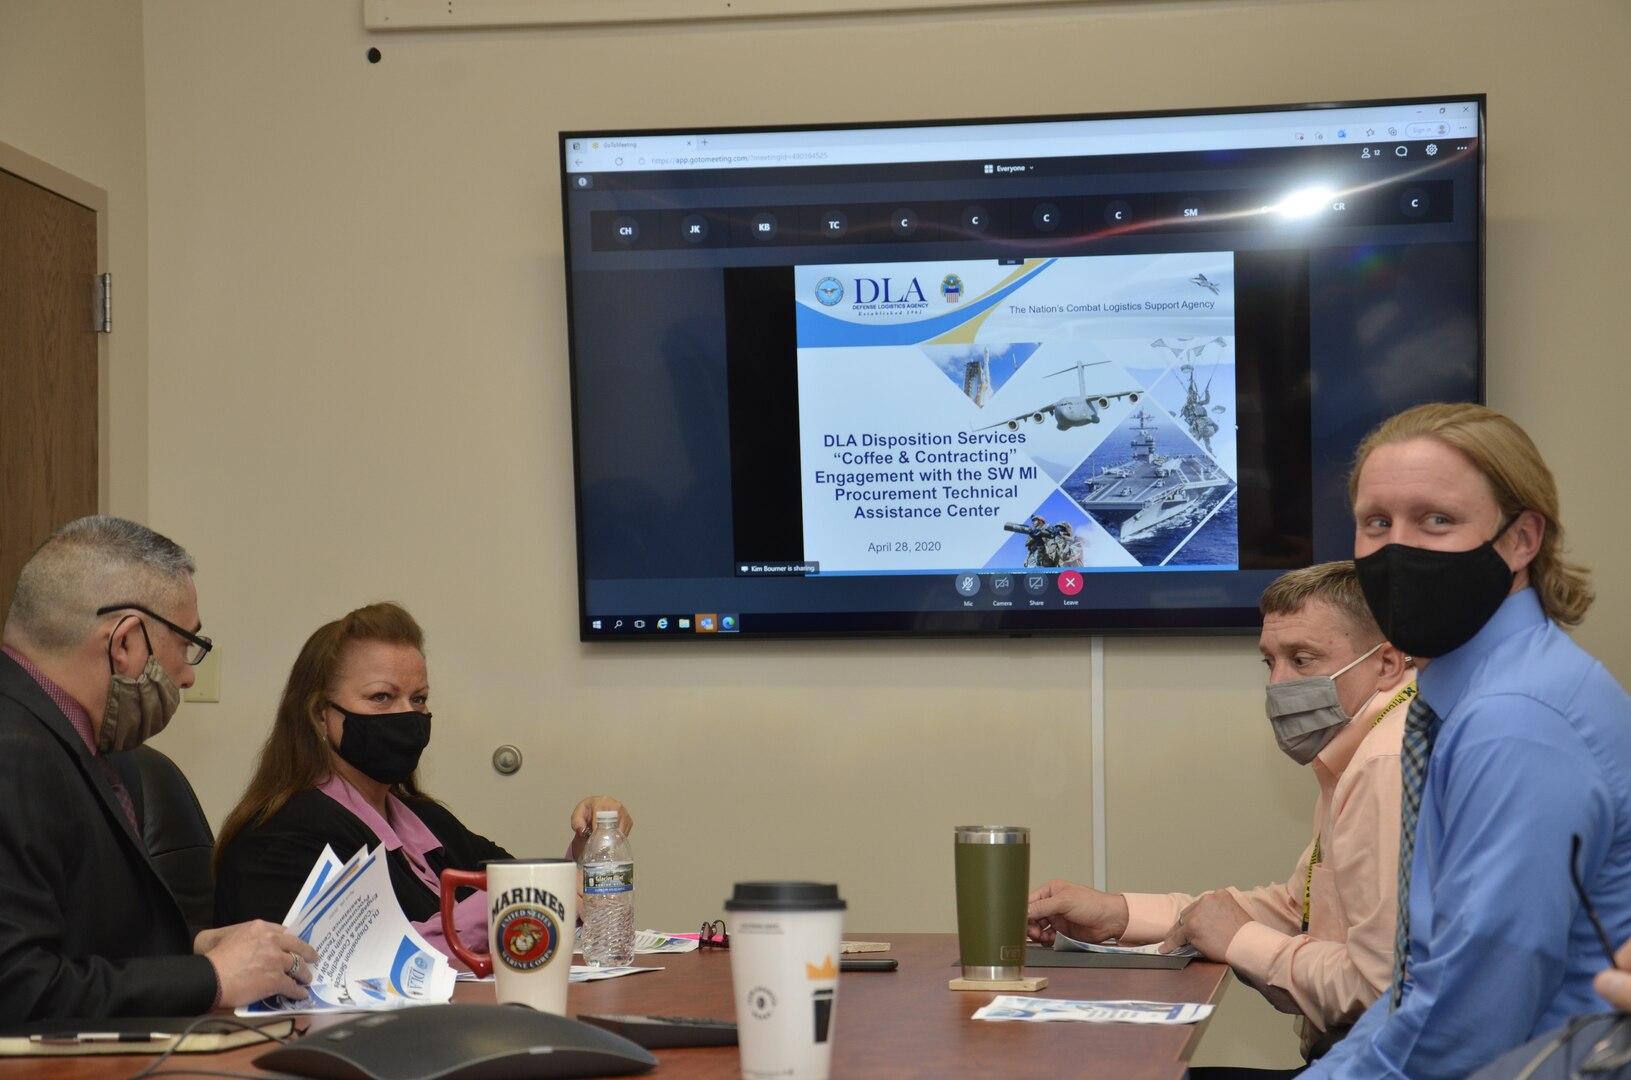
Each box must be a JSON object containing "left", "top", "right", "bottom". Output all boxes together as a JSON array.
[
  {"left": 101, "top": 618, "right": 181, "bottom": 753},
  {"left": 1264, "top": 641, "right": 1384, "bottom": 765},
  {"left": 330, "top": 703, "right": 433, "bottom": 785},
  {"left": 1354, "top": 517, "right": 1517, "bottom": 659}
]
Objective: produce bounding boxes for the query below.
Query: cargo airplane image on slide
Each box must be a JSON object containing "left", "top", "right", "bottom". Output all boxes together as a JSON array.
[{"left": 978, "top": 359, "right": 1141, "bottom": 433}]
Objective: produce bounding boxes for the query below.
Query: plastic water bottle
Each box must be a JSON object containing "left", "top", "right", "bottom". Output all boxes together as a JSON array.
[{"left": 578, "top": 810, "right": 634, "bottom": 967}]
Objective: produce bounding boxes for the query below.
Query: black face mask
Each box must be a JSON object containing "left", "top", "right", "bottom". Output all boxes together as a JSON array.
[
  {"left": 329, "top": 704, "right": 432, "bottom": 785},
  {"left": 1354, "top": 517, "right": 1518, "bottom": 659}
]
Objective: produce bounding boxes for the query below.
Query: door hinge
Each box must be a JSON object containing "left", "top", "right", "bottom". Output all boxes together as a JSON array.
[{"left": 94, "top": 273, "right": 111, "bottom": 333}]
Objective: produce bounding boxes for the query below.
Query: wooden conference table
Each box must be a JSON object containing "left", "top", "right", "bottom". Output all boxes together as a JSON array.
[{"left": 1, "top": 935, "right": 1230, "bottom": 1079}]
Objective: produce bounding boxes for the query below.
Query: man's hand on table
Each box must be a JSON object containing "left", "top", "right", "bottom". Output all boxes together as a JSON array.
[
  {"left": 196, "top": 920, "right": 320, "bottom": 1006},
  {"left": 1160, "top": 890, "right": 1251, "bottom": 960},
  {"left": 1026, "top": 880, "right": 1130, "bottom": 947}
]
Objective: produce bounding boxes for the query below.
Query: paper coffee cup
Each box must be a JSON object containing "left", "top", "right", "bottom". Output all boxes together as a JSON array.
[{"left": 725, "top": 882, "right": 846, "bottom": 1080}]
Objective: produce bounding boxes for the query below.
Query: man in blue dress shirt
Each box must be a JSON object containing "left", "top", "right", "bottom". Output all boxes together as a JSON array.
[{"left": 1300, "top": 403, "right": 1631, "bottom": 1079}]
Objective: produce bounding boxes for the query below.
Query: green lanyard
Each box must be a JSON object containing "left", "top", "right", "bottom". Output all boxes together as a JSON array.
[{"left": 1300, "top": 682, "right": 1418, "bottom": 933}]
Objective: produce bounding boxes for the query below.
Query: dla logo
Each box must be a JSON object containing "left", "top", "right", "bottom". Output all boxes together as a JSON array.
[
  {"left": 853, "top": 277, "right": 926, "bottom": 304},
  {"left": 814, "top": 277, "right": 844, "bottom": 306}
]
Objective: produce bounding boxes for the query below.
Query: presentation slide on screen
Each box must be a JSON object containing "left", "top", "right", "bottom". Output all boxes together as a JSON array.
[{"left": 795, "top": 253, "right": 1240, "bottom": 575}]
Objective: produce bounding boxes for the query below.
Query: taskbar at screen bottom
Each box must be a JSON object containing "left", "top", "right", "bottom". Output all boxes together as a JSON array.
[{"left": 581, "top": 607, "right": 1260, "bottom": 639}]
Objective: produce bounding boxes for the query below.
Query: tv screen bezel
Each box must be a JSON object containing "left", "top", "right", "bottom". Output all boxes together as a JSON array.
[{"left": 559, "top": 94, "right": 1487, "bottom": 641}]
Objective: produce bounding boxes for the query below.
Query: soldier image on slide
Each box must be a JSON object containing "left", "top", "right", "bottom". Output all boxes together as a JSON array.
[{"left": 1006, "top": 517, "right": 1085, "bottom": 568}]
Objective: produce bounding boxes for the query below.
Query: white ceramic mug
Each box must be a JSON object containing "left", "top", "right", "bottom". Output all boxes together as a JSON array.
[{"left": 441, "top": 858, "right": 578, "bottom": 1013}]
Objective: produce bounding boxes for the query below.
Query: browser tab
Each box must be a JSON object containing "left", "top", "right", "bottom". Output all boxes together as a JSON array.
[{"left": 562, "top": 101, "right": 1480, "bottom": 173}]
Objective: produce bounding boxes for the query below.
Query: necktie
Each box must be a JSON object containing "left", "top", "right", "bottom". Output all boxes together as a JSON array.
[
  {"left": 1391, "top": 694, "right": 1440, "bottom": 1009},
  {"left": 94, "top": 755, "right": 141, "bottom": 835}
]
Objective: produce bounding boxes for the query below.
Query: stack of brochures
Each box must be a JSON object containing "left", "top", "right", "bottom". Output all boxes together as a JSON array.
[{"left": 239, "top": 844, "right": 456, "bottom": 1017}]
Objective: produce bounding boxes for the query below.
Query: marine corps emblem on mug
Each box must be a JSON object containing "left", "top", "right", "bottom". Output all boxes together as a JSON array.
[
  {"left": 497, "top": 906, "right": 559, "bottom": 971},
  {"left": 442, "top": 859, "right": 578, "bottom": 1013}
]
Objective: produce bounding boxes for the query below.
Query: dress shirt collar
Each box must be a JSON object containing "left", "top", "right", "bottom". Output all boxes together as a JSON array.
[
  {"left": 1313, "top": 666, "right": 1417, "bottom": 780},
  {"left": 2, "top": 645, "right": 98, "bottom": 755},
  {"left": 316, "top": 772, "right": 442, "bottom": 855},
  {"left": 316, "top": 772, "right": 446, "bottom": 895},
  {"left": 1417, "top": 587, "right": 1546, "bottom": 731},
  {"left": 320, "top": 772, "right": 399, "bottom": 850}
]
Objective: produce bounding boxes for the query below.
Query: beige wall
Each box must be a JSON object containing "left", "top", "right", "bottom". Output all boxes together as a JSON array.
[
  {"left": 0, "top": 0, "right": 150, "bottom": 521},
  {"left": 0, "top": 0, "right": 1585, "bottom": 1068}
]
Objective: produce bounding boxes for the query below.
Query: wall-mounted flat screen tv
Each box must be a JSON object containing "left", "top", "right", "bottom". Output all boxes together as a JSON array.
[{"left": 560, "top": 95, "right": 1484, "bottom": 639}]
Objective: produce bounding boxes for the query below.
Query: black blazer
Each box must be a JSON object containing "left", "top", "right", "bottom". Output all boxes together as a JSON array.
[
  {"left": 214, "top": 788, "right": 511, "bottom": 928},
  {"left": 0, "top": 653, "right": 216, "bottom": 1023}
]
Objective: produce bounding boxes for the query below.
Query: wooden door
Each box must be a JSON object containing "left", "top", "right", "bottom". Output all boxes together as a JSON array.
[{"left": 0, "top": 167, "right": 99, "bottom": 621}]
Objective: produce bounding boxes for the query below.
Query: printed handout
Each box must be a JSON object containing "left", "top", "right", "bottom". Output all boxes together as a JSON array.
[
  {"left": 973, "top": 996, "right": 1215, "bottom": 1024},
  {"left": 1053, "top": 931, "right": 1200, "bottom": 958},
  {"left": 238, "top": 844, "right": 456, "bottom": 1016}
]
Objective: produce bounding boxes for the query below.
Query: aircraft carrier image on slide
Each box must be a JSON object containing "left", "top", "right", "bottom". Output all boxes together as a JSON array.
[{"left": 1066, "top": 409, "right": 1232, "bottom": 542}]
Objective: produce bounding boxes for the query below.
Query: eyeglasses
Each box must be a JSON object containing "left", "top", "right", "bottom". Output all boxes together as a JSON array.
[
  {"left": 698, "top": 920, "right": 728, "bottom": 950},
  {"left": 96, "top": 603, "right": 213, "bottom": 666},
  {"left": 1569, "top": 834, "right": 1631, "bottom": 1076},
  {"left": 1573, "top": 835, "right": 1619, "bottom": 968}
]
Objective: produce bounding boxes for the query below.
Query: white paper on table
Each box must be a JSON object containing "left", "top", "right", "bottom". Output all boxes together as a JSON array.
[
  {"left": 634, "top": 930, "right": 699, "bottom": 954},
  {"left": 973, "top": 996, "right": 1215, "bottom": 1024},
  {"left": 569, "top": 965, "right": 664, "bottom": 983},
  {"left": 455, "top": 966, "right": 660, "bottom": 984},
  {"left": 1053, "top": 931, "right": 1200, "bottom": 958},
  {"left": 237, "top": 844, "right": 456, "bottom": 1016}
]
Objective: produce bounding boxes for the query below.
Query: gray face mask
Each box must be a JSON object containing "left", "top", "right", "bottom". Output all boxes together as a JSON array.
[
  {"left": 101, "top": 618, "right": 181, "bottom": 753},
  {"left": 1263, "top": 641, "right": 1383, "bottom": 765}
]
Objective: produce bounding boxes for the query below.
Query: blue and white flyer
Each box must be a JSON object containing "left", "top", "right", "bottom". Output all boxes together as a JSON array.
[
  {"left": 238, "top": 844, "right": 456, "bottom": 1016},
  {"left": 795, "top": 253, "right": 1239, "bottom": 575},
  {"left": 972, "top": 996, "right": 1215, "bottom": 1024}
]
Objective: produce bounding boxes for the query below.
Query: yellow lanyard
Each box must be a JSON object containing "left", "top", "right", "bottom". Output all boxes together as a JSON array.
[{"left": 1301, "top": 681, "right": 1418, "bottom": 933}]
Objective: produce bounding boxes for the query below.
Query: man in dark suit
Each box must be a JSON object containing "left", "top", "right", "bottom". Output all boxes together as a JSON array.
[{"left": 0, "top": 516, "right": 318, "bottom": 1022}]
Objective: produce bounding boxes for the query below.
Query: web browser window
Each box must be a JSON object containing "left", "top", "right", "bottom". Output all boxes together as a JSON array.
[{"left": 560, "top": 97, "right": 1484, "bottom": 639}]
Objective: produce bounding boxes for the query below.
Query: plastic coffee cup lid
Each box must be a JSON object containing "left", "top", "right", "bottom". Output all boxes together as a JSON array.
[{"left": 725, "top": 882, "right": 847, "bottom": 911}]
